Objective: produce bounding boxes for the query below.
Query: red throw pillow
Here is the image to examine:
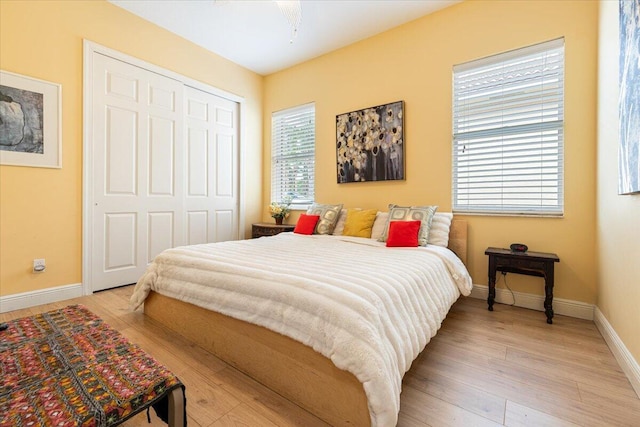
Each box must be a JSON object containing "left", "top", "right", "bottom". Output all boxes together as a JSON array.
[
  {"left": 386, "top": 220, "right": 421, "bottom": 247},
  {"left": 294, "top": 214, "right": 320, "bottom": 235}
]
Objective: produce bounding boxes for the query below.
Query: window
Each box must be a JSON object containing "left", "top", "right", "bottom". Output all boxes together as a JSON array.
[
  {"left": 271, "top": 103, "right": 315, "bottom": 209},
  {"left": 452, "top": 38, "right": 564, "bottom": 216}
]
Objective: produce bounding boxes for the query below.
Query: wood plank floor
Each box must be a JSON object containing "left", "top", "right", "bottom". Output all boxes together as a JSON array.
[{"left": 2, "top": 286, "right": 639, "bottom": 426}]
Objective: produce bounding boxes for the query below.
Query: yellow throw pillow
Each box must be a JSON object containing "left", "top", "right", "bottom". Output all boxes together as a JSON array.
[{"left": 342, "top": 209, "right": 378, "bottom": 238}]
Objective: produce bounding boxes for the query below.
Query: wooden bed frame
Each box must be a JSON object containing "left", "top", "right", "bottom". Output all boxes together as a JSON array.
[{"left": 144, "top": 219, "right": 468, "bottom": 426}]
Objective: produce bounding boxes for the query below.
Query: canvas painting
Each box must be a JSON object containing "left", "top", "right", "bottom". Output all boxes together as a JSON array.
[
  {"left": 0, "top": 85, "right": 44, "bottom": 153},
  {"left": 336, "top": 100, "right": 404, "bottom": 183},
  {"left": 619, "top": 0, "right": 640, "bottom": 194},
  {"left": 0, "top": 70, "right": 61, "bottom": 168}
]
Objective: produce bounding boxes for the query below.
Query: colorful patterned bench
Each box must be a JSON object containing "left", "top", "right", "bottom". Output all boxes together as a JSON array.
[{"left": 0, "top": 305, "right": 185, "bottom": 426}]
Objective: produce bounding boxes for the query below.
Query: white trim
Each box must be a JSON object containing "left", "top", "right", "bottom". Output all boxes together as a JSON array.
[
  {"left": 272, "top": 102, "right": 315, "bottom": 117},
  {"left": 453, "top": 37, "right": 565, "bottom": 71},
  {"left": 0, "top": 283, "right": 83, "bottom": 313},
  {"left": 82, "top": 39, "right": 246, "bottom": 294},
  {"left": 594, "top": 307, "right": 640, "bottom": 399},
  {"left": 469, "top": 284, "right": 594, "bottom": 320},
  {"left": 82, "top": 40, "right": 94, "bottom": 296},
  {"left": 238, "top": 101, "right": 247, "bottom": 239}
]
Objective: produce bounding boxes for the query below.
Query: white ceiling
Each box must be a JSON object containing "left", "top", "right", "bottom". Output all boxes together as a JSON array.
[{"left": 108, "top": 0, "right": 460, "bottom": 76}]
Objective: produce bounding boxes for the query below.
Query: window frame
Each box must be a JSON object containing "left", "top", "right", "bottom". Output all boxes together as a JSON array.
[
  {"left": 452, "top": 38, "right": 565, "bottom": 217},
  {"left": 271, "top": 102, "right": 316, "bottom": 210}
]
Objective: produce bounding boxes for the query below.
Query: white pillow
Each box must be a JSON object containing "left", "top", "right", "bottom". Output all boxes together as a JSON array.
[
  {"left": 428, "top": 212, "right": 453, "bottom": 247},
  {"left": 332, "top": 209, "right": 349, "bottom": 235},
  {"left": 370, "top": 212, "right": 389, "bottom": 240}
]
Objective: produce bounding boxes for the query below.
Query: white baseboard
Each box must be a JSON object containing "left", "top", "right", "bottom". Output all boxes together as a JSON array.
[
  {"left": 594, "top": 307, "right": 640, "bottom": 399},
  {"left": 469, "top": 284, "right": 594, "bottom": 320},
  {"left": 0, "top": 283, "right": 84, "bottom": 313}
]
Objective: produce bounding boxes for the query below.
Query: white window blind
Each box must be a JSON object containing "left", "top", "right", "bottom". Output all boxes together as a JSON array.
[
  {"left": 271, "top": 103, "right": 315, "bottom": 208},
  {"left": 452, "top": 38, "right": 565, "bottom": 215}
]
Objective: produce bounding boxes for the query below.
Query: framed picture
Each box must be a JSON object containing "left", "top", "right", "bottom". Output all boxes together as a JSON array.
[
  {"left": 336, "top": 100, "right": 404, "bottom": 183},
  {"left": 618, "top": 0, "right": 640, "bottom": 194},
  {"left": 0, "top": 70, "right": 62, "bottom": 168}
]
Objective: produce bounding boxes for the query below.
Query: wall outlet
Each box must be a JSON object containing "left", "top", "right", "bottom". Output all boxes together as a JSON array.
[{"left": 33, "top": 258, "right": 46, "bottom": 273}]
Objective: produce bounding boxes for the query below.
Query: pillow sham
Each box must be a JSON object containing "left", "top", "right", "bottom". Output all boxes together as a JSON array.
[
  {"left": 332, "top": 208, "right": 350, "bottom": 235},
  {"left": 342, "top": 209, "right": 378, "bottom": 238},
  {"left": 370, "top": 212, "right": 389, "bottom": 240},
  {"left": 377, "top": 204, "right": 437, "bottom": 246},
  {"left": 294, "top": 214, "right": 320, "bottom": 235},
  {"left": 428, "top": 212, "right": 453, "bottom": 247},
  {"left": 386, "top": 220, "right": 421, "bottom": 247},
  {"left": 307, "top": 203, "right": 343, "bottom": 235}
]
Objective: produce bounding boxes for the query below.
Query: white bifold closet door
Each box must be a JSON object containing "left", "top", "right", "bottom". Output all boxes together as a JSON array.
[
  {"left": 184, "top": 86, "right": 239, "bottom": 246},
  {"left": 91, "top": 53, "right": 238, "bottom": 292}
]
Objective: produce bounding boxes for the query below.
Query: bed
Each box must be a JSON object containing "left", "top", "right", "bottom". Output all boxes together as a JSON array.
[{"left": 130, "top": 216, "right": 471, "bottom": 427}]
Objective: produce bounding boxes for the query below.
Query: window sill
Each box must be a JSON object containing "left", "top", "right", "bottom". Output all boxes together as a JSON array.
[{"left": 452, "top": 211, "right": 564, "bottom": 219}]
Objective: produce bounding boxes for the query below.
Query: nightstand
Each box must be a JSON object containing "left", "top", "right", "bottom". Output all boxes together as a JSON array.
[
  {"left": 485, "top": 247, "right": 560, "bottom": 324},
  {"left": 252, "top": 223, "right": 295, "bottom": 238}
]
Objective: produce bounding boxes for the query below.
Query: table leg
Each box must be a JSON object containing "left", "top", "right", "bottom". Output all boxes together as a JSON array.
[
  {"left": 544, "top": 265, "right": 555, "bottom": 324},
  {"left": 487, "top": 256, "right": 497, "bottom": 311}
]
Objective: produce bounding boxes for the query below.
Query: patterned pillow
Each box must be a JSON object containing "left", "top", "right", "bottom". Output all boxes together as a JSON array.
[
  {"left": 307, "top": 203, "right": 344, "bottom": 235},
  {"left": 377, "top": 204, "right": 438, "bottom": 246},
  {"left": 428, "top": 212, "right": 453, "bottom": 247}
]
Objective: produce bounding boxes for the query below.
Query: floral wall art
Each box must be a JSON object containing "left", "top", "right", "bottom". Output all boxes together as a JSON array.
[
  {"left": 336, "top": 100, "right": 404, "bottom": 183},
  {"left": 619, "top": 0, "right": 640, "bottom": 194}
]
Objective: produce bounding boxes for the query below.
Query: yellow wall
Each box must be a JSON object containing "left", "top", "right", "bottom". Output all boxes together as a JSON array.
[
  {"left": 0, "top": 0, "right": 263, "bottom": 297},
  {"left": 263, "top": 0, "right": 599, "bottom": 302},
  {"left": 597, "top": 0, "right": 640, "bottom": 369},
  {"left": 0, "top": 0, "right": 634, "bottom": 371}
]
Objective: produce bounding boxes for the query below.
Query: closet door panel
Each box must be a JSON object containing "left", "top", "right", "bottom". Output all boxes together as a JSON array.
[
  {"left": 215, "top": 134, "right": 234, "bottom": 197},
  {"left": 105, "top": 106, "right": 138, "bottom": 195},
  {"left": 187, "top": 128, "right": 208, "bottom": 197},
  {"left": 185, "top": 86, "right": 239, "bottom": 244},
  {"left": 148, "top": 116, "right": 176, "bottom": 196},
  {"left": 104, "top": 212, "right": 137, "bottom": 270},
  {"left": 92, "top": 54, "right": 183, "bottom": 291},
  {"left": 214, "top": 210, "right": 235, "bottom": 243},
  {"left": 148, "top": 212, "right": 174, "bottom": 262},
  {"left": 187, "top": 211, "right": 208, "bottom": 246}
]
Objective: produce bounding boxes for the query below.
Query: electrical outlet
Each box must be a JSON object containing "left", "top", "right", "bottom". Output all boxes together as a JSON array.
[{"left": 33, "top": 258, "right": 46, "bottom": 273}]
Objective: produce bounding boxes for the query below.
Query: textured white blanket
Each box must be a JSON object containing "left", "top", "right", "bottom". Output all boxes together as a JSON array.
[{"left": 130, "top": 233, "right": 472, "bottom": 426}]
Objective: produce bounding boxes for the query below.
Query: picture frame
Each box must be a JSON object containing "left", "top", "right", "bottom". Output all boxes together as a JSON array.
[
  {"left": 0, "top": 70, "right": 62, "bottom": 168},
  {"left": 336, "top": 100, "right": 404, "bottom": 183},
  {"left": 618, "top": 0, "right": 640, "bottom": 194}
]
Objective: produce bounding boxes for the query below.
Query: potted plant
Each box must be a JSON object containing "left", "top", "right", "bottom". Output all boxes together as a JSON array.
[{"left": 269, "top": 200, "right": 291, "bottom": 225}]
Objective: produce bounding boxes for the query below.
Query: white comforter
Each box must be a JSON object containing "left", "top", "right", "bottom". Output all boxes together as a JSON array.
[{"left": 130, "top": 233, "right": 472, "bottom": 427}]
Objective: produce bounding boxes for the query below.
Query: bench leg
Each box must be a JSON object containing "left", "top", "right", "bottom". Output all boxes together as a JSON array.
[{"left": 168, "top": 387, "right": 185, "bottom": 427}]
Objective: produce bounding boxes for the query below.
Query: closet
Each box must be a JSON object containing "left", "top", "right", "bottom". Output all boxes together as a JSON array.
[{"left": 85, "top": 46, "right": 240, "bottom": 292}]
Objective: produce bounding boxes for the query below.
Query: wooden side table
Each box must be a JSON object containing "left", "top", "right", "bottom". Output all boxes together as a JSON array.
[
  {"left": 252, "top": 223, "right": 295, "bottom": 238},
  {"left": 485, "top": 247, "right": 560, "bottom": 324}
]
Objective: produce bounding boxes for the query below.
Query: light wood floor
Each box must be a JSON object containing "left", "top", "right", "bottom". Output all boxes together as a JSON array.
[{"left": 2, "top": 286, "right": 639, "bottom": 426}]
